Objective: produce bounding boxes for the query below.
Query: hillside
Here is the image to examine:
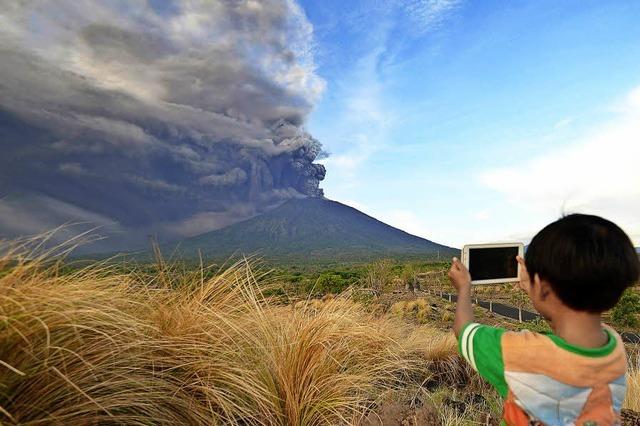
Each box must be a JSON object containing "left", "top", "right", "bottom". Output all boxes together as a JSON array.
[{"left": 173, "top": 198, "right": 457, "bottom": 262}]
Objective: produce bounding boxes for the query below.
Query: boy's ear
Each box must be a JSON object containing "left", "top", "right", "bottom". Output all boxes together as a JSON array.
[{"left": 535, "top": 275, "right": 552, "bottom": 300}]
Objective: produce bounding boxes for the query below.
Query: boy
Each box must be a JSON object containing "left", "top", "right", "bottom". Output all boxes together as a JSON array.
[{"left": 449, "top": 214, "right": 640, "bottom": 425}]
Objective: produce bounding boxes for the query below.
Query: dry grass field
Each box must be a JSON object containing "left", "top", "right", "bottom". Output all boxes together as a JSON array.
[{"left": 1, "top": 240, "right": 639, "bottom": 425}]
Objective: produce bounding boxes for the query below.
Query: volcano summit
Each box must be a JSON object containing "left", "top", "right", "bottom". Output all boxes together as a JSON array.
[{"left": 174, "top": 197, "right": 457, "bottom": 263}]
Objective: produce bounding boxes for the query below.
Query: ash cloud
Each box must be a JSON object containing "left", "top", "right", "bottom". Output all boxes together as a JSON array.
[{"left": 0, "top": 0, "right": 326, "bottom": 250}]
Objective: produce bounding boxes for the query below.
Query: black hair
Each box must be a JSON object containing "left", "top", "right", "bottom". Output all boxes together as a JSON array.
[{"left": 525, "top": 213, "right": 640, "bottom": 313}]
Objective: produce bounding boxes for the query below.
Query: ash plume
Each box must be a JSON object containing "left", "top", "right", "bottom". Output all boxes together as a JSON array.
[{"left": 0, "top": 0, "right": 327, "bottom": 250}]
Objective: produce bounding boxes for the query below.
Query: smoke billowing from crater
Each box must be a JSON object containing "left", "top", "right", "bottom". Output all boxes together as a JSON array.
[{"left": 0, "top": 0, "right": 327, "bottom": 249}]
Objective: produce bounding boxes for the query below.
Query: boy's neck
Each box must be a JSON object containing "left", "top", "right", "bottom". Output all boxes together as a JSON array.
[{"left": 549, "top": 310, "right": 607, "bottom": 349}]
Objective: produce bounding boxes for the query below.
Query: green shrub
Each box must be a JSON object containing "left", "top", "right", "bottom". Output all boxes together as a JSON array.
[
  {"left": 612, "top": 289, "right": 640, "bottom": 327},
  {"left": 314, "top": 273, "right": 350, "bottom": 294}
]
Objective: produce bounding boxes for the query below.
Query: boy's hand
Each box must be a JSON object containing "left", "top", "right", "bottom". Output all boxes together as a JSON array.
[
  {"left": 516, "top": 255, "right": 532, "bottom": 295},
  {"left": 450, "top": 257, "right": 474, "bottom": 337},
  {"left": 448, "top": 257, "right": 471, "bottom": 293}
]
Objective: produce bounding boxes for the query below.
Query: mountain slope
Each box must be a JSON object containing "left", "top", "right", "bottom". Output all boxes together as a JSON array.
[{"left": 175, "top": 198, "right": 457, "bottom": 262}]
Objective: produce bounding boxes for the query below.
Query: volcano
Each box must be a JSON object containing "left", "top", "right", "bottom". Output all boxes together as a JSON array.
[{"left": 174, "top": 198, "right": 457, "bottom": 263}]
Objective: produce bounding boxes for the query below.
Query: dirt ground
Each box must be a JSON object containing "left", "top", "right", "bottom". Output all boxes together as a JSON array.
[
  {"left": 362, "top": 400, "right": 500, "bottom": 426},
  {"left": 364, "top": 404, "right": 640, "bottom": 425},
  {"left": 361, "top": 403, "right": 442, "bottom": 426}
]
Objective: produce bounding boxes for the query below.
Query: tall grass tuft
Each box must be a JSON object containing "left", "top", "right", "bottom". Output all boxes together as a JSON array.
[
  {"left": 0, "top": 241, "right": 431, "bottom": 425},
  {"left": 625, "top": 351, "right": 640, "bottom": 412}
]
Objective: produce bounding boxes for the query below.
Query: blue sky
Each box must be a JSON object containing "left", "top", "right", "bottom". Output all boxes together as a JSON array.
[{"left": 299, "top": 0, "right": 640, "bottom": 247}]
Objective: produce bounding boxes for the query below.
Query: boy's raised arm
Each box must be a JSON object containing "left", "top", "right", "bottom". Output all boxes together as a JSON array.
[
  {"left": 449, "top": 257, "right": 474, "bottom": 337},
  {"left": 448, "top": 257, "right": 509, "bottom": 398}
]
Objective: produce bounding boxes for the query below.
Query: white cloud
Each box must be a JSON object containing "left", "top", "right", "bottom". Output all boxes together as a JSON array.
[
  {"left": 479, "top": 85, "right": 640, "bottom": 245},
  {"left": 319, "top": 133, "right": 380, "bottom": 174},
  {"left": 376, "top": 209, "right": 434, "bottom": 239},
  {"left": 403, "top": 0, "right": 462, "bottom": 32},
  {"left": 552, "top": 117, "right": 573, "bottom": 129},
  {"left": 317, "top": 47, "right": 393, "bottom": 176},
  {"left": 318, "top": 0, "right": 462, "bottom": 178},
  {"left": 626, "top": 85, "right": 640, "bottom": 109},
  {"left": 473, "top": 209, "right": 490, "bottom": 221}
]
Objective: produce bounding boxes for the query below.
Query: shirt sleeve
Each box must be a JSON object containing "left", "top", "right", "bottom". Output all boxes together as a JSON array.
[{"left": 458, "top": 322, "right": 509, "bottom": 398}]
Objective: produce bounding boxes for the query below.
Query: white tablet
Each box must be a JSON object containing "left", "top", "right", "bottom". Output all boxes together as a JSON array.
[{"left": 461, "top": 242, "right": 524, "bottom": 285}]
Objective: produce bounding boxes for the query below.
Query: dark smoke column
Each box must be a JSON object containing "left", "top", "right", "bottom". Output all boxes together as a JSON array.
[
  {"left": 0, "top": 0, "right": 329, "bottom": 247},
  {"left": 268, "top": 120, "right": 326, "bottom": 199},
  {"left": 235, "top": 120, "right": 327, "bottom": 211}
]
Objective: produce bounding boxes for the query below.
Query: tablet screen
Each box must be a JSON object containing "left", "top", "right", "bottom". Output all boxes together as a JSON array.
[{"left": 468, "top": 246, "right": 519, "bottom": 281}]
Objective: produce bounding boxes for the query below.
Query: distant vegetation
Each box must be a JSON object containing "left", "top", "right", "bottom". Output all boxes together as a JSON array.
[{"left": 613, "top": 289, "right": 640, "bottom": 328}]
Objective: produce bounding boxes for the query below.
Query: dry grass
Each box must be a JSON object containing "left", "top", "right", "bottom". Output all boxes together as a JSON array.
[
  {"left": 625, "top": 349, "right": 640, "bottom": 412},
  {"left": 403, "top": 327, "right": 457, "bottom": 362},
  {"left": 0, "top": 241, "right": 445, "bottom": 425},
  {"left": 390, "top": 297, "right": 455, "bottom": 325},
  {"left": 626, "top": 367, "right": 640, "bottom": 411}
]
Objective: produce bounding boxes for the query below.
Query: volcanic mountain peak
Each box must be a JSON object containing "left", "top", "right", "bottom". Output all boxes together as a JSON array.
[{"left": 175, "top": 197, "right": 457, "bottom": 262}]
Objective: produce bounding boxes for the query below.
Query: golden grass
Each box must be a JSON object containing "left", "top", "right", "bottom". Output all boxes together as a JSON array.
[
  {"left": 626, "top": 367, "right": 640, "bottom": 411},
  {"left": 0, "top": 242, "right": 446, "bottom": 425},
  {"left": 390, "top": 297, "right": 457, "bottom": 325},
  {"left": 625, "top": 350, "right": 640, "bottom": 412},
  {"left": 403, "top": 327, "right": 457, "bottom": 362}
]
